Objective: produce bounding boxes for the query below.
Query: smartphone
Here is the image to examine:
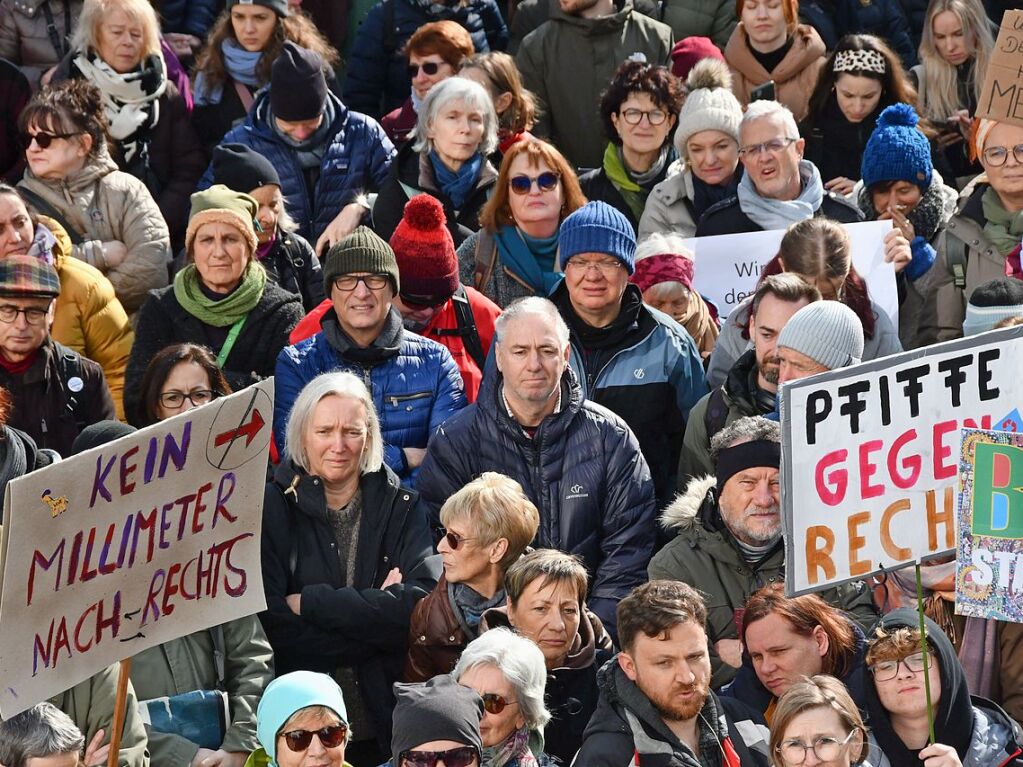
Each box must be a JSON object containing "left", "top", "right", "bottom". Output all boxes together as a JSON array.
[{"left": 750, "top": 80, "right": 776, "bottom": 103}]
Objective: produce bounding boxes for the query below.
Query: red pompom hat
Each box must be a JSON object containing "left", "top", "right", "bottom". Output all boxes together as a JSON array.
[{"left": 389, "top": 194, "right": 460, "bottom": 303}]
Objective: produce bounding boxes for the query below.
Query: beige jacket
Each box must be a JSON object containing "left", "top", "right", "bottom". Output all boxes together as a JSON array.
[
  {"left": 0, "top": 0, "right": 80, "bottom": 85},
  {"left": 638, "top": 160, "right": 700, "bottom": 240}
]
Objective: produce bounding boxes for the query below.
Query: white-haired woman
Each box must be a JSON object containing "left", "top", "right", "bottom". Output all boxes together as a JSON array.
[
  {"left": 372, "top": 76, "right": 499, "bottom": 247},
  {"left": 260, "top": 371, "right": 438, "bottom": 766},
  {"left": 631, "top": 232, "right": 718, "bottom": 361},
  {"left": 454, "top": 628, "right": 553, "bottom": 767}
]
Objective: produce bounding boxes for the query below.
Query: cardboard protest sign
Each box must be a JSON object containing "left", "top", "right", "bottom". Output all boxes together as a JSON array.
[
  {"left": 0, "top": 380, "right": 273, "bottom": 718},
  {"left": 955, "top": 428, "right": 1023, "bottom": 622},
  {"left": 781, "top": 325, "right": 1023, "bottom": 596},
  {"left": 976, "top": 10, "right": 1023, "bottom": 128},
  {"left": 683, "top": 220, "right": 897, "bottom": 326}
]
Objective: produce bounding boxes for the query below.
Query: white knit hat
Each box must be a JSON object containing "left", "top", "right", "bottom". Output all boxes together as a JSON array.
[
  {"left": 777, "top": 301, "right": 864, "bottom": 370},
  {"left": 674, "top": 59, "right": 742, "bottom": 156}
]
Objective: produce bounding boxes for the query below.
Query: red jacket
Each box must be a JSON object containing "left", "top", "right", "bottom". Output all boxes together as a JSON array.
[{"left": 289, "top": 287, "right": 500, "bottom": 402}]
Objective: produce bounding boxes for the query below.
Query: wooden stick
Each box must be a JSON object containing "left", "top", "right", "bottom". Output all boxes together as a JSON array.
[
  {"left": 914, "top": 561, "right": 937, "bottom": 746},
  {"left": 107, "top": 658, "right": 133, "bottom": 767}
]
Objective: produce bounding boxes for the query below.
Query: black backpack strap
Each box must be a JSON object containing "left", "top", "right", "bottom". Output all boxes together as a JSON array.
[
  {"left": 52, "top": 341, "right": 87, "bottom": 433},
  {"left": 433, "top": 286, "right": 486, "bottom": 372},
  {"left": 19, "top": 187, "right": 84, "bottom": 245},
  {"left": 703, "top": 386, "right": 729, "bottom": 442},
  {"left": 40, "top": 0, "right": 70, "bottom": 60},
  {"left": 945, "top": 229, "right": 968, "bottom": 291}
]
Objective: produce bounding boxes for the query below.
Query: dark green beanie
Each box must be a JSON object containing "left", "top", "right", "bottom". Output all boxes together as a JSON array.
[
  {"left": 323, "top": 226, "right": 400, "bottom": 296},
  {"left": 186, "top": 185, "right": 260, "bottom": 254}
]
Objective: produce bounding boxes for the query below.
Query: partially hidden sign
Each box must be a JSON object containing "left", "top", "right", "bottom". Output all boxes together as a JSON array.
[
  {"left": 977, "top": 10, "right": 1023, "bottom": 127},
  {"left": 782, "top": 325, "right": 1023, "bottom": 596},
  {"left": 955, "top": 428, "right": 1023, "bottom": 623},
  {"left": 0, "top": 380, "right": 273, "bottom": 718}
]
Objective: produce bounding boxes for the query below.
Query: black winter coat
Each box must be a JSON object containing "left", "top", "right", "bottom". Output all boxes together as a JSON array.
[
  {"left": 695, "top": 190, "right": 864, "bottom": 236},
  {"left": 577, "top": 163, "right": 670, "bottom": 234},
  {"left": 261, "top": 231, "right": 325, "bottom": 312},
  {"left": 259, "top": 460, "right": 438, "bottom": 749}
]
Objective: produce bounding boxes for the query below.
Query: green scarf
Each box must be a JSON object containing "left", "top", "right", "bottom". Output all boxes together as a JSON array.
[
  {"left": 982, "top": 187, "right": 1023, "bottom": 257},
  {"left": 602, "top": 143, "right": 646, "bottom": 221},
  {"left": 173, "top": 261, "right": 267, "bottom": 326}
]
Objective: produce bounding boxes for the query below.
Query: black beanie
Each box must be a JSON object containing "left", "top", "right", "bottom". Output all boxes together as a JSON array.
[
  {"left": 270, "top": 42, "right": 328, "bottom": 122},
  {"left": 227, "top": 0, "right": 289, "bottom": 17},
  {"left": 212, "top": 144, "right": 281, "bottom": 193},
  {"left": 391, "top": 676, "right": 484, "bottom": 763},
  {"left": 70, "top": 421, "right": 137, "bottom": 456}
]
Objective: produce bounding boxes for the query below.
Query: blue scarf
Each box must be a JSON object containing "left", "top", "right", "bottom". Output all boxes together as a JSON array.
[
  {"left": 429, "top": 151, "right": 482, "bottom": 210},
  {"left": 494, "top": 225, "right": 562, "bottom": 295},
  {"left": 193, "top": 39, "right": 263, "bottom": 106}
]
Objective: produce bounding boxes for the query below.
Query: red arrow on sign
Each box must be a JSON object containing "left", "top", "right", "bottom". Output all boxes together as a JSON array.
[{"left": 214, "top": 408, "right": 265, "bottom": 448}]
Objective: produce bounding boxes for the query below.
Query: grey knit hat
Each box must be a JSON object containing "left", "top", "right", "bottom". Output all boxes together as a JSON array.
[
  {"left": 323, "top": 226, "right": 400, "bottom": 296},
  {"left": 673, "top": 59, "right": 742, "bottom": 156},
  {"left": 391, "top": 675, "right": 484, "bottom": 763},
  {"left": 777, "top": 301, "right": 864, "bottom": 370},
  {"left": 962, "top": 278, "right": 1023, "bottom": 336}
]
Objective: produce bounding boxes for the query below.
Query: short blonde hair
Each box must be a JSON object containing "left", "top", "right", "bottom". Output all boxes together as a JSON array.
[
  {"left": 439, "top": 473, "right": 539, "bottom": 569},
  {"left": 73, "top": 0, "right": 163, "bottom": 60},
  {"left": 865, "top": 625, "right": 924, "bottom": 665},
  {"left": 769, "top": 676, "right": 866, "bottom": 767},
  {"left": 505, "top": 549, "right": 588, "bottom": 607}
]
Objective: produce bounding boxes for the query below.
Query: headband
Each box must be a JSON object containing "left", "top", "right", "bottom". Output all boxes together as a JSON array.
[
  {"left": 973, "top": 117, "right": 996, "bottom": 162},
  {"left": 630, "top": 253, "right": 695, "bottom": 293},
  {"left": 715, "top": 439, "right": 781, "bottom": 497},
  {"left": 833, "top": 49, "right": 886, "bottom": 75}
]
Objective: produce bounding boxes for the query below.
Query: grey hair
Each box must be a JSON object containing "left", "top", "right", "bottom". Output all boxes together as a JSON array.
[
  {"left": 740, "top": 99, "right": 800, "bottom": 142},
  {"left": 709, "top": 415, "right": 781, "bottom": 462},
  {"left": 285, "top": 371, "right": 384, "bottom": 475},
  {"left": 412, "top": 77, "right": 500, "bottom": 157},
  {"left": 494, "top": 296, "right": 570, "bottom": 348},
  {"left": 453, "top": 627, "right": 551, "bottom": 731},
  {"left": 635, "top": 232, "right": 694, "bottom": 263},
  {"left": 0, "top": 702, "right": 85, "bottom": 767}
]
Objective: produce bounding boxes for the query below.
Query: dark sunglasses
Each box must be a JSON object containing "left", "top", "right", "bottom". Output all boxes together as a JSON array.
[
  {"left": 407, "top": 61, "right": 442, "bottom": 78},
  {"left": 280, "top": 724, "right": 347, "bottom": 752},
  {"left": 509, "top": 172, "right": 559, "bottom": 195},
  {"left": 400, "top": 291, "right": 447, "bottom": 309},
  {"left": 400, "top": 746, "right": 478, "bottom": 767},
  {"left": 481, "top": 693, "right": 517, "bottom": 715},
  {"left": 21, "top": 130, "right": 81, "bottom": 150},
  {"left": 439, "top": 528, "right": 477, "bottom": 550}
]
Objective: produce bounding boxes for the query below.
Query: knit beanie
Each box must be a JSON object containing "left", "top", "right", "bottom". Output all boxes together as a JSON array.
[
  {"left": 963, "top": 278, "right": 1023, "bottom": 336},
  {"left": 559, "top": 201, "right": 636, "bottom": 274},
  {"left": 256, "top": 672, "right": 348, "bottom": 766},
  {"left": 70, "top": 421, "right": 136, "bottom": 456},
  {"left": 670, "top": 36, "right": 725, "bottom": 81},
  {"left": 673, "top": 58, "right": 742, "bottom": 156},
  {"left": 391, "top": 676, "right": 484, "bottom": 764},
  {"left": 186, "top": 185, "right": 259, "bottom": 254},
  {"left": 271, "top": 42, "right": 328, "bottom": 122},
  {"left": 0, "top": 255, "right": 60, "bottom": 298},
  {"left": 323, "top": 226, "right": 400, "bottom": 296},
  {"left": 777, "top": 301, "right": 864, "bottom": 370},
  {"left": 390, "top": 194, "right": 459, "bottom": 303},
  {"left": 228, "top": 0, "right": 288, "bottom": 18},
  {"left": 860, "top": 103, "right": 933, "bottom": 191},
  {"left": 212, "top": 144, "right": 281, "bottom": 193}
]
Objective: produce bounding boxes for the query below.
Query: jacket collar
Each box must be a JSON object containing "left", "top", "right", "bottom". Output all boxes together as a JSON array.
[
  {"left": 250, "top": 91, "right": 349, "bottom": 144},
  {"left": 549, "top": 0, "right": 634, "bottom": 33},
  {"left": 724, "top": 23, "right": 825, "bottom": 85}
]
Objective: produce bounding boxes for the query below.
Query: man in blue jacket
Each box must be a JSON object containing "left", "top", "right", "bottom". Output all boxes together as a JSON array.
[
  {"left": 274, "top": 226, "right": 466, "bottom": 483},
  {"left": 417, "top": 295, "right": 657, "bottom": 638}
]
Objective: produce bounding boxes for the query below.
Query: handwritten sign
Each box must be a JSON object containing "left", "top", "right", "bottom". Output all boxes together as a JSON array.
[
  {"left": 976, "top": 11, "right": 1023, "bottom": 128},
  {"left": 0, "top": 380, "right": 273, "bottom": 718},
  {"left": 955, "top": 428, "right": 1023, "bottom": 622},
  {"left": 781, "top": 325, "right": 1023, "bottom": 596}
]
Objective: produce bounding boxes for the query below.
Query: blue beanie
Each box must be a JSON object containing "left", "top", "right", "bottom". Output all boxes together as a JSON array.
[
  {"left": 558, "top": 201, "right": 637, "bottom": 274},
  {"left": 256, "top": 671, "right": 348, "bottom": 766},
  {"left": 861, "top": 103, "right": 933, "bottom": 190}
]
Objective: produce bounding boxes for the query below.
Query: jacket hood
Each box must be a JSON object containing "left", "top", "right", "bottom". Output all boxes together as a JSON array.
[
  {"left": 25, "top": 144, "right": 119, "bottom": 191},
  {"left": 659, "top": 475, "right": 715, "bottom": 531},
  {"left": 725, "top": 23, "right": 825, "bottom": 85},
  {"left": 649, "top": 161, "right": 695, "bottom": 207},
  {"left": 480, "top": 605, "right": 613, "bottom": 670},
  {"left": 955, "top": 173, "right": 989, "bottom": 227},
  {"left": 256, "top": 671, "right": 348, "bottom": 765},
  {"left": 550, "top": 0, "right": 634, "bottom": 32}
]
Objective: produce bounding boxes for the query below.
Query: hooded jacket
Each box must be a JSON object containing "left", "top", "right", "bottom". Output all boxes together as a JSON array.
[
  {"left": 649, "top": 476, "right": 879, "bottom": 687},
  {"left": 638, "top": 161, "right": 701, "bottom": 240},
  {"left": 0, "top": 0, "right": 80, "bottom": 84}
]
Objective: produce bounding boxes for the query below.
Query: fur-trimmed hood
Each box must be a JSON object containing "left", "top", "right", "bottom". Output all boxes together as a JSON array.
[{"left": 659, "top": 475, "right": 716, "bottom": 531}]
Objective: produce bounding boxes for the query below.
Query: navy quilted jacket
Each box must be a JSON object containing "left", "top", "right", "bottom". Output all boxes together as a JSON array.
[
  {"left": 342, "top": 0, "right": 508, "bottom": 118},
  {"left": 157, "top": 0, "right": 218, "bottom": 38},
  {"left": 198, "top": 91, "right": 395, "bottom": 243}
]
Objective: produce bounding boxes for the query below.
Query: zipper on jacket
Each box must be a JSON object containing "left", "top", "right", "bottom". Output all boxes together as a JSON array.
[{"left": 386, "top": 391, "right": 431, "bottom": 407}]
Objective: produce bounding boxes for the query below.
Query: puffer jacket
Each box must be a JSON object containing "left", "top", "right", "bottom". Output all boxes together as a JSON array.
[
  {"left": 648, "top": 476, "right": 879, "bottom": 687},
  {"left": 724, "top": 23, "right": 826, "bottom": 121},
  {"left": 799, "top": 0, "right": 915, "bottom": 67},
  {"left": 156, "top": 0, "right": 217, "bottom": 38},
  {"left": 342, "top": 0, "right": 508, "bottom": 118},
  {"left": 0, "top": 0, "right": 79, "bottom": 84},
  {"left": 638, "top": 160, "right": 700, "bottom": 239},
  {"left": 18, "top": 146, "right": 170, "bottom": 313},
  {"left": 516, "top": 0, "right": 674, "bottom": 170},
  {"left": 273, "top": 306, "right": 467, "bottom": 481},
  {"left": 129, "top": 617, "right": 274, "bottom": 766},
  {"left": 260, "top": 459, "right": 439, "bottom": 751},
  {"left": 198, "top": 91, "right": 396, "bottom": 244},
  {"left": 416, "top": 366, "right": 657, "bottom": 634},
  {"left": 660, "top": 0, "right": 735, "bottom": 50}
]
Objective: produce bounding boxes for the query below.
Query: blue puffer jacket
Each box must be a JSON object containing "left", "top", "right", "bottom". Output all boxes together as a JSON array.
[
  {"left": 801, "top": 0, "right": 916, "bottom": 67},
  {"left": 416, "top": 366, "right": 657, "bottom": 636},
  {"left": 273, "top": 307, "right": 466, "bottom": 483},
  {"left": 342, "top": 0, "right": 509, "bottom": 118},
  {"left": 158, "top": 0, "right": 218, "bottom": 38},
  {"left": 198, "top": 91, "right": 395, "bottom": 243}
]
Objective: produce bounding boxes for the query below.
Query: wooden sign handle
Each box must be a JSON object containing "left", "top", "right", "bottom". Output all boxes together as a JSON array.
[{"left": 107, "top": 658, "right": 133, "bottom": 767}]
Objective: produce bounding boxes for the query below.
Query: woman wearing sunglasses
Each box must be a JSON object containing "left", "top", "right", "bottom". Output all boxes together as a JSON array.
[
  {"left": 404, "top": 472, "right": 539, "bottom": 683},
  {"left": 247, "top": 671, "right": 353, "bottom": 767},
  {"left": 456, "top": 139, "right": 586, "bottom": 308},
  {"left": 390, "top": 675, "right": 485, "bottom": 767},
  {"left": 769, "top": 676, "right": 866, "bottom": 767}
]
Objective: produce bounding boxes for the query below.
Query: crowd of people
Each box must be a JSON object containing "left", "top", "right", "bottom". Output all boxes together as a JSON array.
[{"left": 0, "top": 0, "right": 1020, "bottom": 763}]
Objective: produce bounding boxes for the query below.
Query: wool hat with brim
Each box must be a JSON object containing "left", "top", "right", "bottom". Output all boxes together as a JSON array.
[
  {"left": 963, "top": 277, "right": 1023, "bottom": 336},
  {"left": 271, "top": 42, "right": 328, "bottom": 122},
  {"left": 212, "top": 143, "right": 281, "bottom": 193},
  {"left": 256, "top": 672, "right": 348, "bottom": 767},
  {"left": 0, "top": 254, "right": 61, "bottom": 298},
  {"left": 323, "top": 226, "right": 400, "bottom": 296},
  {"left": 390, "top": 194, "right": 459, "bottom": 303},
  {"left": 391, "top": 675, "right": 484, "bottom": 764},
  {"left": 186, "top": 185, "right": 260, "bottom": 255},
  {"left": 227, "top": 0, "right": 288, "bottom": 18},
  {"left": 777, "top": 300, "right": 864, "bottom": 370},
  {"left": 559, "top": 201, "right": 637, "bottom": 274}
]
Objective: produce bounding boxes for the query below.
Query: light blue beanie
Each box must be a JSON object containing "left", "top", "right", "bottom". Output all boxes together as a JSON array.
[
  {"left": 256, "top": 671, "right": 348, "bottom": 765},
  {"left": 558, "top": 201, "right": 637, "bottom": 274}
]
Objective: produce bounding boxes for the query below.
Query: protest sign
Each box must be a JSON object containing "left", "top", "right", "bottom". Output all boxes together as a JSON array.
[
  {"left": 976, "top": 10, "right": 1023, "bottom": 128},
  {"left": 0, "top": 380, "right": 273, "bottom": 718},
  {"left": 781, "top": 325, "right": 1023, "bottom": 596},
  {"left": 955, "top": 428, "right": 1023, "bottom": 622},
  {"left": 683, "top": 220, "right": 898, "bottom": 326}
]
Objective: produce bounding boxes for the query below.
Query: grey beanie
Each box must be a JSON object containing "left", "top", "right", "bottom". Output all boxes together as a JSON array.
[
  {"left": 391, "top": 675, "right": 484, "bottom": 763},
  {"left": 777, "top": 301, "right": 864, "bottom": 370},
  {"left": 962, "top": 277, "right": 1023, "bottom": 336},
  {"left": 673, "top": 59, "right": 742, "bottom": 156}
]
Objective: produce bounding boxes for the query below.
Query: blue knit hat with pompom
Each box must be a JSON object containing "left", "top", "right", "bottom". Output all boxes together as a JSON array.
[{"left": 860, "top": 103, "right": 933, "bottom": 190}]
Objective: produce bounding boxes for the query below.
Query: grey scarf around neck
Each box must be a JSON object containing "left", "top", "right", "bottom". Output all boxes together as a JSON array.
[{"left": 737, "top": 159, "right": 824, "bottom": 231}]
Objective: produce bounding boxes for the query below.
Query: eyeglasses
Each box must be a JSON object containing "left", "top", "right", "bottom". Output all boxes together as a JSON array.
[
  {"left": 333, "top": 274, "right": 391, "bottom": 292},
  {"left": 481, "top": 693, "right": 518, "bottom": 715},
  {"left": 982, "top": 143, "right": 1023, "bottom": 167},
  {"left": 776, "top": 730, "right": 856, "bottom": 765},
  {"left": 869, "top": 651, "right": 933, "bottom": 682},
  {"left": 407, "top": 61, "right": 442, "bottom": 78},
  {"left": 0, "top": 305, "right": 49, "bottom": 325},
  {"left": 280, "top": 724, "right": 348, "bottom": 752},
  {"left": 400, "top": 291, "right": 447, "bottom": 309},
  {"left": 738, "top": 137, "right": 798, "bottom": 158},
  {"left": 440, "top": 528, "right": 478, "bottom": 550},
  {"left": 509, "top": 172, "right": 560, "bottom": 195},
  {"left": 21, "top": 131, "right": 81, "bottom": 150},
  {"left": 159, "top": 389, "right": 215, "bottom": 409},
  {"left": 564, "top": 257, "right": 624, "bottom": 275},
  {"left": 400, "top": 746, "right": 478, "bottom": 767},
  {"left": 620, "top": 108, "right": 668, "bottom": 126}
]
